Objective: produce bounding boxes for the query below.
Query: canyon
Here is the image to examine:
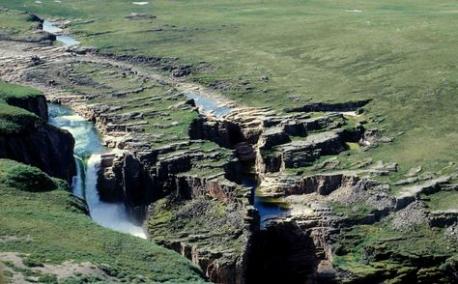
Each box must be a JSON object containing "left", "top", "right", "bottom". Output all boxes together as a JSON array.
[{"left": 0, "top": 9, "right": 457, "bottom": 284}]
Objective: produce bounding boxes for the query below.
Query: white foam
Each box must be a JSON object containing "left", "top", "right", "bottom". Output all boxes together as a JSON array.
[
  {"left": 133, "top": 2, "right": 149, "bottom": 5},
  {"left": 72, "top": 157, "right": 84, "bottom": 198},
  {"left": 49, "top": 105, "right": 146, "bottom": 239},
  {"left": 85, "top": 155, "right": 147, "bottom": 239}
]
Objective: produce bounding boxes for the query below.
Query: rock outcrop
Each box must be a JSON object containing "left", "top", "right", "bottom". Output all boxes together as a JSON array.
[
  {"left": 96, "top": 142, "right": 256, "bottom": 283},
  {"left": 0, "top": 94, "right": 75, "bottom": 183},
  {"left": 396, "top": 176, "right": 451, "bottom": 210},
  {"left": 0, "top": 123, "right": 76, "bottom": 183},
  {"left": 4, "top": 94, "right": 48, "bottom": 120}
]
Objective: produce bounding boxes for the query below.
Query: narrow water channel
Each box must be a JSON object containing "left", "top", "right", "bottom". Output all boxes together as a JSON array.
[
  {"left": 183, "top": 90, "right": 232, "bottom": 117},
  {"left": 48, "top": 104, "right": 146, "bottom": 238},
  {"left": 42, "top": 20, "right": 80, "bottom": 46},
  {"left": 242, "top": 176, "right": 290, "bottom": 229},
  {"left": 42, "top": 18, "right": 287, "bottom": 231}
]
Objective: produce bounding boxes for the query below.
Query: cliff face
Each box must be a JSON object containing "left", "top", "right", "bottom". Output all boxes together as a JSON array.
[
  {"left": 0, "top": 123, "right": 75, "bottom": 183},
  {"left": 90, "top": 100, "right": 369, "bottom": 283},
  {"left": 0, "top": 94, "right": 75, "bottom": 183},
  {"left": 5, "top": 95, "right": 48, "bottom": 120},
  {"left": 97, "top": 146, "right": 256, "bottom": 284}
]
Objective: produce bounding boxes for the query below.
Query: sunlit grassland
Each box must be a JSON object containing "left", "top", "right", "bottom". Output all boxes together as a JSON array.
[
  {"left": 0, "top": 82, "right": 42, "bottom": 135},
  {"left": 0, "top": 8, "right": 38, "bottom": 36},
  {"left": 0, "top": 159, "right": 205, "bottom": 283}
]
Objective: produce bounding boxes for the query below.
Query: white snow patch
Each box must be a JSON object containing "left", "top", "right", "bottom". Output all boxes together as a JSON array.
[{"left": 346, "top": 9, "right": 363, "bottom": 13}]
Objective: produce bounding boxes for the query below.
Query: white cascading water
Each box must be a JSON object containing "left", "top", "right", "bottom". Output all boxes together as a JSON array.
[
  {"left": 48, "top": 104, "right": 146, "bottom": 239},
  {"left": 72, "top": 157, "right": 84, "bottom": 198},
  {"left": 85, "top": 154, "right": 146, "bottom": 238}
]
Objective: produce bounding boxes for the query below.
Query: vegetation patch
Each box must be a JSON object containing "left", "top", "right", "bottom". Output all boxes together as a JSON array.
[
  {"left": 3, "top": 0, "right": 457, "bottom": 173},
  {"left": 0, "top": 159, "right": 206, "bottom": 283},
  {"left": 425, "top": 190, "right": 458, "bottom": 211},
  {"left": 148, "top": 197, "right": 245, "bottom": 254},
  {"left": 333, "top": 220, "right": 457, "bottom": 282},
  {"left": 0, "top": 8, "right": 40, "bottom": 39},
  {"left": 0, "top": 159, "right": 57, "bottom": 192},
  {"left": 0, "top": 82, "right": 43, "bottom": 135}
]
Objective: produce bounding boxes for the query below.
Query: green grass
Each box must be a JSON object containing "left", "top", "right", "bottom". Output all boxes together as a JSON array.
[
  {"left": 425, "top": 190, "right": 458, "bottom": 211},
  {"left": 0, "top": 7, "right": 39, "bottom": 38},
  {"left": 0, "top": 103, "right": 39, "bottom": 135},
  {"left": 148, "top": 197, "right": 245, "bottom": 255},
  {"left": 331, "top": 201, "right": 374, "bottom": 219},
  {"left": 333, "top": 221, "right": 457, "bottom": 282},
  {"left": 28, "top": 59, "right": 202, "bottom": 146},
  {"left": 0, "top": 159, "right": 58, "bottom": 192},
  {"left": 0, "top": 82, "right": 44, "bottom": 135},
  {"left": 0, "top": 159, "right": 206, "bottom": 283},
  {"left": 0, "top": 82, "right": 43, "bottom": 101}
]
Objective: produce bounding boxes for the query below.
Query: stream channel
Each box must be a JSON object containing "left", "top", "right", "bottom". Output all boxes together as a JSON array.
[
  {"left": 49, "top": 104, "right": 147, "bottom": 238},
  {"left": 44, "top": 20, "right": 289, "bottom": 234}
]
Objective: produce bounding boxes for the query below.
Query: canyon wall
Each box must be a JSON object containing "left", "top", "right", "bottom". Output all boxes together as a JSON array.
[{"left": 0, "top": 95, "right": 75, "bottom": 183}]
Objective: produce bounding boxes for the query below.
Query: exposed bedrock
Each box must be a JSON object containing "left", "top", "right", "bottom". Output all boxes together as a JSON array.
[
  {"left": 97, "top": 149, "right": 242, "bottom": 205},
  {"left": 429, "top": 211, "right": 458, "bottom": 228},
  {"left": 103, "top": 53, "right": 194, "bottom": 78},
  {"left": 189, "top": 113, "right": 260, "bottom": 148},
  {"left": 395, "top": 176, "right": 451, "bottom": 210},
  {"left": 96, "top": 146, "right": 256, "bottom": 283},
  {"left": 246, "top": 219, "right": 341, "bottom": 284},
  {"left": 0, "top": 95, "right": 75, "bottom": 183},
  {"left": 246, "top": 221, "right": 320, "bottom": 284},
  {"left": 263, "top": 172, "right": 361, "bottom": 196},
  {"left": 188, "top": 107, "right": 364, "bottom": 175},
  {"left": 0, "top": 123, "right": 76, "bottom": 183},
  {"left": 256, "top": 130, "right": 349, "bottom": 173},
  {"left": 93, "top": 103, "right": 367, "bottom": 283},
  {"left": 334, "top": 244, "right": 458, "bottom": 283},
  {"left": 148, "top": 196, "right": 257, "bottom": 284}
]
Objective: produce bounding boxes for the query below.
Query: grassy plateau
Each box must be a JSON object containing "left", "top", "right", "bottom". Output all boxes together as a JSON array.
[{"left": 0, "top": 81, "right": 42, "bottom": 135}]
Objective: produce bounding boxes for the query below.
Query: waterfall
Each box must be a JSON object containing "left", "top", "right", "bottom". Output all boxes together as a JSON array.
[
  {"left": 49, "top": 104, "right": 146, "bottom": 239},
  {"left": 72, "top": 156, "right": 84, "bottom": 198},
  {"left": 84, "top": 154, "right": 146, "bottom": 238}
]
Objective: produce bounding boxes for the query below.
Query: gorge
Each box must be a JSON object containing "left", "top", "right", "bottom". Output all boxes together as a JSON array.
[
  {"left": 0, "top": 3, "right": 457, "bottom": 284},
  {"left": 48, "top": 104, "right": 147, "bottom": 239}
]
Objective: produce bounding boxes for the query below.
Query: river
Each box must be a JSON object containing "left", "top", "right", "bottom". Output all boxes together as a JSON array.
[
  {"left": 43, "top": 18, "right": 287, "bottom": 231},
  {"left": 48, "top": 104, "right": 146, "bottom": 238},
  {"left": 242, "top": 176, "right": 290, "bottom": 229}
]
